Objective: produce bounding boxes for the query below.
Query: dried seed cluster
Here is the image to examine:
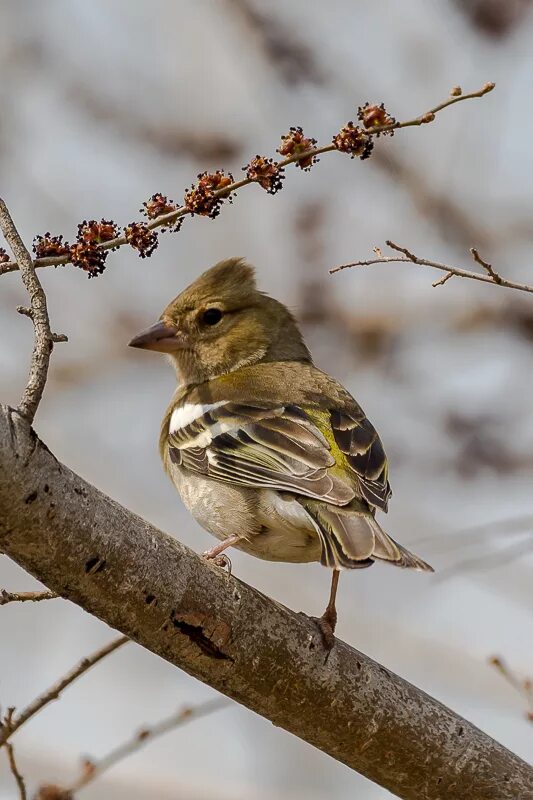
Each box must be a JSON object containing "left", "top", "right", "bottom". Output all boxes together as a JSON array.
[
  {"left": 69, "top": 240, "right": 108, "bottom": 277},
  {"left": 244, "top": 156, "right": 285, "bottom": 194},
  {"left": 277, "top": 127, "right": 318, "bottom": 170},
  {"left": 70, "top": 219, "right": 117, "bottom": 277},
  {"left": 357, "top": 102, "right": 396, "bottom": 135},
  {"left": 77, "top": 219, "right": 118, "bottom": 244},
  {"left": 33, "top": 233, "right": 70, "bottom": 259},
  {"left": 21, "top": 96, "right": 409, "bottom": 278},
  {"left": 332, "top": 122, "right": 373, "bottom": 159},
  {"left": 124, "top": 222, "right": 159, "bottom": 258},
  {"left": 141, "top": 193, "right": 177, "bottom": 220},
  {"left": 33, "top": 223, "right": 119, "bottom": 277},
  {"left": 184, "top": 170, "right": 234, "bottom": 218}
]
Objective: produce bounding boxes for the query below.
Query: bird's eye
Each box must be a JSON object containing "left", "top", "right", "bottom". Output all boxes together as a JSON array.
[{"left": 201, "top": 308, "right": 223, "bottom": 326}]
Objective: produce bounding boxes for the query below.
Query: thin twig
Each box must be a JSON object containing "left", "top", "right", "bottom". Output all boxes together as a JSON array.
[
  {"left": 6, "top": 740, "right": 27, "bottom": 800},
  {"left": 432, "top": 271, "right": 454, "bottom": 287},
  {"left": 0, "top": 199, "right": 67, "bottom": 422},
  {"left": 0, "top": 82, "right": 495, "bottom": 277},
  {"left": 380, "top": 82, "right": 495, "bottom": 131},
  {"left": 330, "top": 239, "right": 533, "bottom": 295},
  {"left": 0, "top": 589, "right": 57, "bottom": 606},
  {"left": 489, "top": 656, "right": 533, "bottom": 723},
  {"left": 66, "top": 698, "right": 229, "bottom": 793},
  {"left": 471, "top": 247, "right": 503, "bottom": 284},
  {"left": 0, "top": 635, "right": 128, "bottom": 747}
]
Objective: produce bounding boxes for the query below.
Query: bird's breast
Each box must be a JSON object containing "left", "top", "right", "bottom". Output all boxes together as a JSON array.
[{"left": 166, "top": 459, "right": 321, "bottom": 564}]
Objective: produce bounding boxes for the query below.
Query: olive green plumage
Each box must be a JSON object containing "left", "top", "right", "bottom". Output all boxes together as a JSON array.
[{"left": 132, "top": 257, "right": 432, "bottom": 573}]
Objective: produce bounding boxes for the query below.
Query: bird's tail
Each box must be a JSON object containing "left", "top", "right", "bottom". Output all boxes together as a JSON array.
[{"left": 300, "top": 499, "right": 433, "bottom": 572}]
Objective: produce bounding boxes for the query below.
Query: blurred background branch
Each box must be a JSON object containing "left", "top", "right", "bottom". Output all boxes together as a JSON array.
[
  {"left": 0, "top": 636, "right": 128, "bottom": 747},
  {"left": 6, "top": 736, "right": 27, "bottom": 800},
  {"left": 60, "top": 698, "right": 229, "bottom": 796},
  {"left": 489, "top": 656, "right": 533, "bottom": 723}
]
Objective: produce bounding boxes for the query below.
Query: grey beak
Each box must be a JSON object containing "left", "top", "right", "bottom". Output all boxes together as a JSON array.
[{"left": 128, "top": 320, "right": 180, "bottom": 353}]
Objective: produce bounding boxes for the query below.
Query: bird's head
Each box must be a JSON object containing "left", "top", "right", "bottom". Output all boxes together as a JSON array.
[{"left": 128, "top": 258, "right": 311, "bottom": 385}]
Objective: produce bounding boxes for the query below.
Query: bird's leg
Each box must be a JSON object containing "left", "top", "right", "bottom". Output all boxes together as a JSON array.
[
  {"left": 316, "top": 569, "right": 340, "bottom": 650},
  {"left": 202, "top": 534, "right": 241, "bottom": 572}
]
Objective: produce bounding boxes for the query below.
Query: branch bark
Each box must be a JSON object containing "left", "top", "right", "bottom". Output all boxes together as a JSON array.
[
  {"left": 0, "top": 589, "right": 57, "bottom": 605},
  {"left": 0, "top": 406, "right": 531, "bottom": 800},
  {"left": 0, "top": 199, "right": 67, "bottom": 423}
]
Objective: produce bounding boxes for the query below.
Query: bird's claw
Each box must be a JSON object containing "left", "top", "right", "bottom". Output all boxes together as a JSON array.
[
  {"left": 310, "top": 610, "right": 337, "bottom": 652},
  {"left": 202, "top": 551, "right": 232, "bottom": 574}
]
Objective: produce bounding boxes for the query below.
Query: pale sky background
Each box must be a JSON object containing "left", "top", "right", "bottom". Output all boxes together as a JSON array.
[{"left": 1, "top": 1, "right": 533, "bottom": 798}]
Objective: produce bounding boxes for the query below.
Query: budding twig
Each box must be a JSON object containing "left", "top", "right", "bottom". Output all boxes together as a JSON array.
[
  {"left": 330, "top": 239, "right": 533, "bottom": 295},
  {"left": 0, "top": 82, "right": 495, "bottom": 278},
  {"left": 0, "top": 635, "right": 128, "bottom": 747},
  {"left": 0, "top": 199, "right": 68, "bottom": 423},
  {"left": 64, "top": 698, "right": 229, "bottom": 793},
  {"left": 378, "top": 82, "right": 495, "bottom": 132},
  {"left": 0, "top": 589, "right": 57, "bottom": 606}
]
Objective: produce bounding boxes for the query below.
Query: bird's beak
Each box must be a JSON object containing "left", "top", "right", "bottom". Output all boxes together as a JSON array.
[{"left": 128, "top": 320, "right": 181, "bottom": 353}]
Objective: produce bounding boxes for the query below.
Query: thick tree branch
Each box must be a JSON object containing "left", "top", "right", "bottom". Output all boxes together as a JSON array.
[
  {"left": 330, "top": 240, "right": 533, "bottom": 294},
  {"left": 0, "top": 406, "right": 531, "bottom": 800},
  {"left": 0, "top": 199, "right": 67, "bottom": 423}
]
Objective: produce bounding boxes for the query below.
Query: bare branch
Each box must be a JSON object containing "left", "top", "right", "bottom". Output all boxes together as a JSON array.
[
  {"left": 0, "top": 199, "right": 67, "bottom": 423},
  {"left": 5, "top": 737, "right": 27, "bottom": 800},
  {"left": 0, "top": 406, "right": 531, "bottom": 800},
  {"left": 330, "top": 239, "right": 533, "bottom": 295},
  {"left": 432, "top": 271, "right": 455, "bottom": 287},
  {"left": 384, "top": 81, "right": 495, "bottom": 130},
  {"left": 0, "top": 634, "right": 128, "bottom": 747},
  {"left": 470, "top": 247, "right": 504, "bottom": 284},
  {"left": 0, "top": 82, "right": 494, "bottom": 278},
  {"left": 0, "top": 589, "right": 57, "bottom": 605},
  {"left": 65, "top": 698, "right": 228, "bottom": 793},
  {"left": 489, "top": 656, "right": 533, "bottom": 723}
]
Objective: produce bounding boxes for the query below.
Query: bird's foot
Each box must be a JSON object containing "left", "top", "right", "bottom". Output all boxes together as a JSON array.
[
  {"left": 202, "top": 549, "right": 233, "bottom": 574},
  {"left": 310, "top": 607, "right": 337, "bottom": 652}
]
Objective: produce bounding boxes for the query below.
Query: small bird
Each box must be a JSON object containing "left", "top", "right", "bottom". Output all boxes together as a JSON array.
[{"left": 129, "top": 258, "right": 432, "bottom": 645}]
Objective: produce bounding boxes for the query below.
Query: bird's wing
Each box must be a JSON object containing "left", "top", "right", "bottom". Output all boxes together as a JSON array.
[
  {"left": 329, "top": 407, "right": 391, "bottom": 512},
  {"left": 165, "top": 360, "right": 392, "bottom": 512},
  {"left": 165, "top": 399, "right": 418, "bottom": 571},
  {"left": 166, "top": 401, "right": 355, "bottom": 506}
]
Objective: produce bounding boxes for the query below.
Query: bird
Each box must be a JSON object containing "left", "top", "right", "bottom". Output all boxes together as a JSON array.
[{"left": 129, "top": 258, "right": 433, "bottom": 646}]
